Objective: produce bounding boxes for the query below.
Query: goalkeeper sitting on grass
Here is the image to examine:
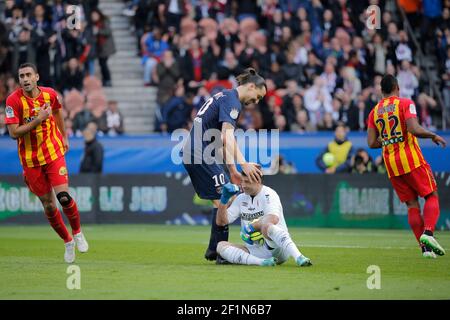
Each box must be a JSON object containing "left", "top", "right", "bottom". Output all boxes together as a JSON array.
[{"left": 216, "top": 166, "right": 312, "bottom": 267}]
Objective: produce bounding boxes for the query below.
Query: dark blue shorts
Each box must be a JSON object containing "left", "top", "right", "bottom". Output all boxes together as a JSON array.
[{"left": 183, "top": 163, "right": 230, "bottom": 200}]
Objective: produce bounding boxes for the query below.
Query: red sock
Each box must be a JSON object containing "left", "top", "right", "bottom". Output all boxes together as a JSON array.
[
  {"left": 407, "top": 207, "right": 424, "bottom": 244},
  {"left": 423, "top": 194, "right": 440, "bottom": 233},
  {"left": 62, "top": 199, "right": 81, "bottom": 235},
  {"left": 45, "top": 208, "right": 72, "bottom": 243}
]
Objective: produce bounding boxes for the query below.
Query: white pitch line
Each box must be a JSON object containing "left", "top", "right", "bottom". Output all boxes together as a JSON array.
[{"left": 299, "top": 243, "right": 411, "bottom": 250}]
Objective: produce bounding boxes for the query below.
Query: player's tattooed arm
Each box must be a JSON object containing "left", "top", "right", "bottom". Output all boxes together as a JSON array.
[
  {"left": 367, "top": 127, "right": 382, "bottom": 149},
  {"left": 406, "top": 118, "right": 447, "bottom": 147},
  {"left": 7, "top": 104, "right": 51, "bottom": 139}
]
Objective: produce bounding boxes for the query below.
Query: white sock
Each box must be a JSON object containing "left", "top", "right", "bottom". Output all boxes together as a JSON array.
[
  {"left": 218, "top": 245, "right": 265, "bottom": 266},
  {"left": 267, "top": 224, "right": 302, "bottom": 260}
]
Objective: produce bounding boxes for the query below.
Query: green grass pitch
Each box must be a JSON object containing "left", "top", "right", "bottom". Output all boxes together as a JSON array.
[{"left": 0, "top": 225, "right": 449, "bottom": 299}]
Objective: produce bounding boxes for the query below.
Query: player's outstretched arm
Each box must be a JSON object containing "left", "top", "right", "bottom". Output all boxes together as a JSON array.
[
  {"left": 221, "top": 122, "right": 262, "bottom": 183},
  {"left": 367, "top": 127, "right": 382, "bottom": 149},
  {"left": 406, "top": 118, "right": 447, "bottom": 147},
  {"left": 7, "top": 104, "right": 51, "bottom": 139}
]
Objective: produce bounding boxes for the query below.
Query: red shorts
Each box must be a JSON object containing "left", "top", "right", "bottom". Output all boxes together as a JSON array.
[
  {"left": 22, "top": 157, "right": 69, "bottom": 197},
  {"left": 390, "top": 164, "right": 437, "bottom": 202}
]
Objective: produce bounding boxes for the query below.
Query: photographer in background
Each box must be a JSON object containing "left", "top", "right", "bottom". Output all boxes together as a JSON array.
[{"left": 350, "top": 148, "right": 376, "bottom": 174}]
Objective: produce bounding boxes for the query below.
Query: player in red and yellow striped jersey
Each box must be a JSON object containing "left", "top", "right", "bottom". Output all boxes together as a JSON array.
[
  {"left": 367, "top": 74, "right": 446, "bottom": 258},
  {"left": 5, "top": 63, "right": 88, "bottom": 263}
]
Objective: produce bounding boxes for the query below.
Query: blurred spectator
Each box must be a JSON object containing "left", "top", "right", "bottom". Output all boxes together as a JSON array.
[
  {"left": 316, "top": 124, "right": 353, "bottom": 174},
  {"left": 291, "top": 109, "right": 316, "bottom": 133},
  {"left": 265, "top": 154, "right": 297, "bottom": 175},
  {"left": 442, "top": 45, "right": 450, "bottom": 126},
  {"left": 397, "top": 60, "right": 419, "bottom": 99},
  {"left": 304, "top": 77, "right": 332, "bottom": 126},
  {"left": 142, "top": 26, "right": 169, "bottom": 86},
  {"left": 369, "top": 33, "right": 387, "bottom": 75},
  {"left": 165, "top": 0, "right": 187, "bottom": 33},
  {"left": 0, "top": 107, "right": 9, "bottom": 136},
  {"left": 350, "top": 148, "right": 376, "bottom": 174},
  {"left": 416, "top": 93, "right": 438, "bottom": 130},
  {"left": 320, "top": 62, "right": 338, "bottom": 94},
  {"left": 80, "top": 122, "right": 104, "bottom": 174},
  {"left": 421, "top": 0, "right": 443, "bottom": 53},
  {"left": 90, "top": 8, "right": 115, "bottom": 87},
  {"left": 105, "top": 100, "right": 124, "bottom": 136},
  {"left": 274, "top": 113, "right": 287, "bottom": 132},
  {"left": 395, "top": 30, "right": 413, "bottom": 63},
  {"left": 72, "top": 105, "right": 95, "bottom": 136},
  {"left": 154, "top": 50, "right": 181, "bottom": 107},
  {"left": 60, "top": 58, "right": 83, "bottom": 93},
  {"left": 341, "top": 66, "right": 361, "bottom": 101},
  {"left": 160, "top": 85, "right": 194, "bottom": 133},
  {"left": 317, "top": 112, "right": 336, "bottom": 131},
  {"left": 64, "top": 117, "right": 74, "bottom": 138}
]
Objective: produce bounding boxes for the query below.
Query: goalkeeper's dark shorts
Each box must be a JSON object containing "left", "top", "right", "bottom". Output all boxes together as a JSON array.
[{"left": 184, "top": 163, "right": 230, "bottom": 200}]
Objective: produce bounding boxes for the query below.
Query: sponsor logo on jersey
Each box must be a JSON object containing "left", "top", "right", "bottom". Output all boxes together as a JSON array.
[
  {"left": 242, "top": 202, "right": 248, "bottom": 207},
  {"left": 230, "top": 108, "right": 239, "bottom": 120},
  {"left": 409, "top": 103, "right": 416, "bottom": 115},
  {"left": 241, "top": 211, "right": 264, "bottom": 221},
  {"left": 5, "top": 106, "right": 14, "bottom": 118},
  {"left": 24, "top": 116, "right": 36, "bottom": 123},
  {"left": 59, "top": 166, "right": 68, "bottom": 176}
]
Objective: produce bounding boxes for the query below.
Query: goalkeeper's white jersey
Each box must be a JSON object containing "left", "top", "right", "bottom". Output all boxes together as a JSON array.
[{"left": 226, "top": 185, "right": 288, "bottom": 248}]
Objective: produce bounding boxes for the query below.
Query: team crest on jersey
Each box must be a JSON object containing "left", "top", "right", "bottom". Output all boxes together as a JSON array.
[
  {"left": 5, "top": 106, "right": 14, "bottom": 118},
  {"left": 230, "top": 108, "right": 239, "bottom": 119},
  {"left": 59, "top": 166, "right": 68, "bottom": 176},
  {"left": 265, "top": 194, "right": 270, "bottom": 203}
]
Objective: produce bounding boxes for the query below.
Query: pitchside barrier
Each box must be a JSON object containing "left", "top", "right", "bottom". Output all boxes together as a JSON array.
[
  {"left": 1, "top": 132, "right": 450, "bottom": 174},
  {"left": 1, "top": 173, "right": 449, "bottom": 230}
]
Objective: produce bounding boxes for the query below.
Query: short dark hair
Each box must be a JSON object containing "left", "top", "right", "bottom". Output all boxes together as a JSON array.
[
  {"left": 18, "top": 63, "right": 38, "bottom": 74},
  {"left": 380, "top": 74, "right": 398, "bottom": 95},
  {"left": 235, "top": 68, "right": 267, "bottom": 91}
]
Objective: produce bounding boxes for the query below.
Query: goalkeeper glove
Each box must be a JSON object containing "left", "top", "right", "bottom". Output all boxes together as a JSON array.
[
  {"left": 240, "top": 224, "right": 263, "bottom": 245},
  {"left": 249, "top": 231, "right": 264, "bottom": 245},
  {"left": 220, "top": 183, "right": 240, "bottom": 205}
]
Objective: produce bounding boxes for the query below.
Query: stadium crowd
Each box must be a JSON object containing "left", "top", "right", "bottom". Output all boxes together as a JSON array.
[
  {"left": 0, "top": 0, "right": 124, "bottom": 137},
  {"left": 0, "top": 0, "right": 449, "bottom": 161},
  {"left": 123, "top": 0, "right": 449, "bottom": 134}
]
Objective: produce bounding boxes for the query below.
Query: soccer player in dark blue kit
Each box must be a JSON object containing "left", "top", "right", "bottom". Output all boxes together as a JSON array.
[{"left": 183, "top": 68, "right": 266, "bottom": 261}]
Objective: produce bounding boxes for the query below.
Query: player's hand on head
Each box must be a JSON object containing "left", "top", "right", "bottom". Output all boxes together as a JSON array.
[
  {"left": 242, "top": 162, "right": 262, "bottom": 183},
  {"left": 432, "top": 135, "right": 447, "bottom": 148}
]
